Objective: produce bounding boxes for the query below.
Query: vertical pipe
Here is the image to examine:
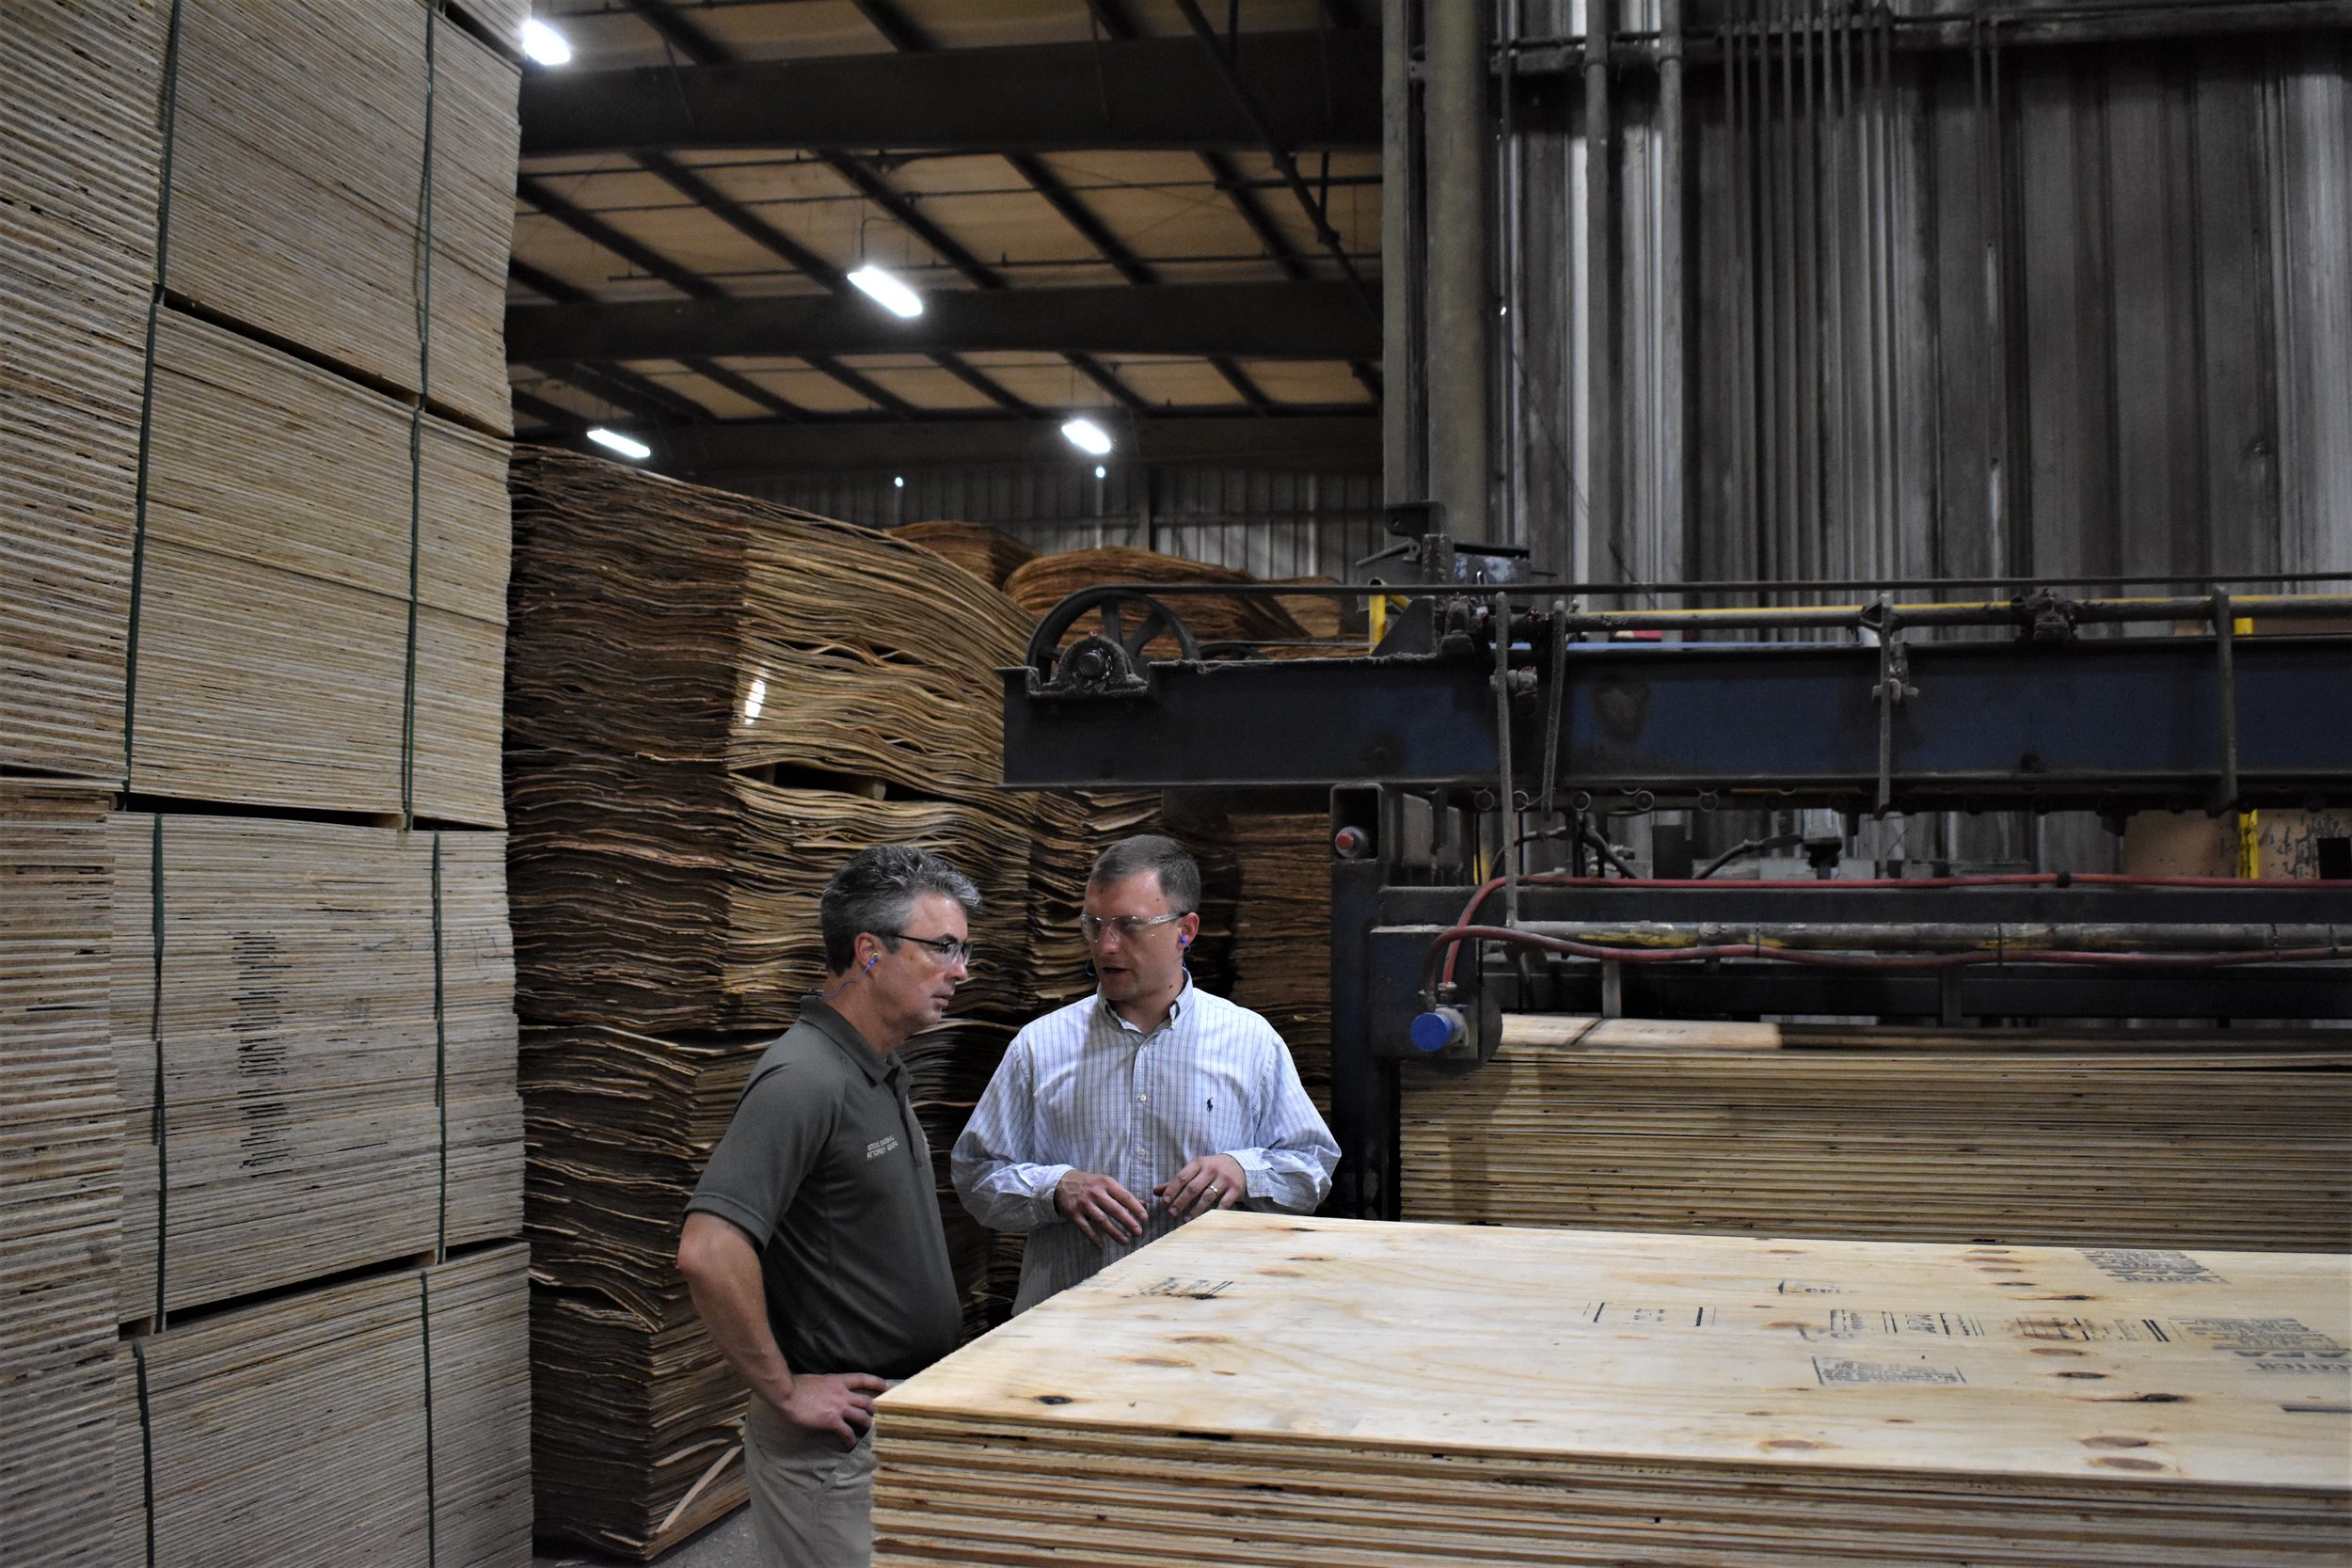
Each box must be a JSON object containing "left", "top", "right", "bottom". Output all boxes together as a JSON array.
[
  {"left": 1500, "top": 0, "right": 1522, "bottom": 551},
  {"left": 1797, "top": 0, "right": 1821, "bottom": 598},
  {"left": 1661, "top": 0, "right": 1688, "bottom": 602},
  {"left": 1725, "top": 14, "right": 1749, "bottom": 597},
  {"left": 1757, "top": 5, "right": 1782, "bottom": 592},
  {"left": 1972, "top": 18, "right": 2004, "bottom": 578},
  {"left": 1874, "top": 4, "right": 1898, "bottom": 580},
  {"left": 1585, "top": 0, "right": 1615, "bottom": 590},
  {"left": 1425, "top": 0, "right": 1489, "bottom": 548},
  {"left": 1380, "top": 0, "right": 1419, "bottom": 508},
  {"left": 1832, "top": 0, "right": 1854, "bottom": 581}
]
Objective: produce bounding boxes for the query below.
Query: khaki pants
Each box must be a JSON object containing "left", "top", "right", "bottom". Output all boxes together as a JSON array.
[{"left": 742, "top": 1398, "right": 877, "bottom": 1568}]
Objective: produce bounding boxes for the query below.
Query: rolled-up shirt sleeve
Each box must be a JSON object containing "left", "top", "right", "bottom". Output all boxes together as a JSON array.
[
  {"left": 952, "top": 1037, "right": 1073, "bottom": 1232},
  {"left": 1224, "top": 1029, "right": 1339, "bottom": 1212}
]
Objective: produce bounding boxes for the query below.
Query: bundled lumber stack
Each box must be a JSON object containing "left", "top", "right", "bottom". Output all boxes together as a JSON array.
[
  {"left": 0, "top": 784, "right": 119, "bottom": 1568},
  {"left": 1004, "top": 546, "right": 1308, "bottom": 657},
  {"left": 1222, "top": 814, "right": 1334, "bottom": 1108},
  {"left": 113, "top": 1243, "right": 532, "bottom": 1567},
  {"left": 1401, "top": 1018, "right": 2352, "bottom": 1251},
  {"left": 109, "top": 814, "right": 523, "bottom": 1319},
  {"left": 522, "top": 1018, "right": 1018, "bottom": 1556},
  {"left": 160, "top": 0, "right": 516, "bottom": 435},
  {"left": 130, "top": 308, "right": 509, "bottom": 822},
  {"left": 874, "top": 1212, "right": 2352, "bottom": 1567},
  {"left": 0, "top": 2, "right": 162, "bottom": 778},
  {"left": 8, "top": 6, "right": 526, "bottom": 1565},
  {"left": 891, "top": 520, "right": 1039, "bottom": 588},
  {"left": 508, "top": 760, "right": 1033, "bottom": 1031}
]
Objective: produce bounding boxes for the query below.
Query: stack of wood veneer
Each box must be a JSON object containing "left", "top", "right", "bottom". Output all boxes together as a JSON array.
[
  {"left": 1402, "top": 1017, "right": 2352, "bottom": 1251},
  {"left": 890, "top": 520, "right": 1038, "bottom": 588},
  {"left": 508, "top": 451, "right": 1071, "bottom": 1555},
  {"left": 872, "top": 1211, "right": 2352, "bottom": 1567},
  {"left": 1221, "top": 814, "right": 1335, "bottom": 1109},
  {"left": 3, "top": 4, "right": 527, "bottom": 1564}
]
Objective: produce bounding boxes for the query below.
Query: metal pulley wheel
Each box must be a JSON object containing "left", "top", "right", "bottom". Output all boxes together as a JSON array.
[{"left": 1025, "top": 587, "right": 1202, "bottom": 691}]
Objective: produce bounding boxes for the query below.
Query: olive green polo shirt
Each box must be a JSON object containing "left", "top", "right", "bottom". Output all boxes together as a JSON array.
[{"left": 687, "top": 996, "right": 961, "bottom": 1381}]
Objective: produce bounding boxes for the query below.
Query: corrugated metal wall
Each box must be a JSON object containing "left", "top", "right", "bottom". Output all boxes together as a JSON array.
[
  {"left": 1496, "top": 3, "right": 2352, "bottom": 595},
  {"left": 713, "top": 465, "right": 1390, "bottom": 580}
]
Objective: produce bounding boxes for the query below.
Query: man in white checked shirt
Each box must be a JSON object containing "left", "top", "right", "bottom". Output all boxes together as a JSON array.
[{"left": 953, "top": 835, "right": 1339, "bottom": 1313}]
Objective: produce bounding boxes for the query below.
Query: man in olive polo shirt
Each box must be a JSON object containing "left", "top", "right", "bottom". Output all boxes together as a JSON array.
[{"left": 677, "top": 845, "right": 977, "bottom": 1567}]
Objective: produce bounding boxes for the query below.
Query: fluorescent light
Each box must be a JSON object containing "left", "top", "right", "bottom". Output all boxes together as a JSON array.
[
  {"left": 586, "top": 427, "right": 651, "bottom": 461},
  {"left": 519, "top": 18, "right": 572, "bottom": 66},
  {"left": 1061, "top": 418, "right": 1113, "bottom": 456},
  {"left": 848, "top": 265, "right": 924, "bottom": 319},
  {"left": 743, "top": 677, "right": 767, "bottom": 723},
  {"left": 1093, "top": 466, "right": 1106, "bottom": 480}
]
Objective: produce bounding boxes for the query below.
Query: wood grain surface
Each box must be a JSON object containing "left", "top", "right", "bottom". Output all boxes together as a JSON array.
[{"left": 875, "top": 1212, "right": 2352, "bottom": 1566}]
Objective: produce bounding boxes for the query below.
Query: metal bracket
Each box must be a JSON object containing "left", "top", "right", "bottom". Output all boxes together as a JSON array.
[
  {"left": 2012, "top": 588, "right": 2081, "bottom": 642},
  {"left": 1870, "top": 602, "right": 1918, "bottom": 814},
  {"left": 2213, "top": 590, "right": 2240, "bottom": 815}
]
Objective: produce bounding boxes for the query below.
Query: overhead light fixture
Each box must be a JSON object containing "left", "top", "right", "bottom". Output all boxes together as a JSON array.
[
  {"left": 1093, "top": 466, "right": 1106, "bottom": 480},
  {"left": 519, "top": 18, "right": 573, "bottom": 66},
  {"left": 1061, "top": 418, "right": 1114, "bottom": 457},
  {"left": 586, "top": 427, "right": 651, "bottom": 462},
  {"left": 849, "top": 265, "right": 924, "bottom": 319},
  {"left": 893, "top": 475, "right": 906, "bottom": 489}
]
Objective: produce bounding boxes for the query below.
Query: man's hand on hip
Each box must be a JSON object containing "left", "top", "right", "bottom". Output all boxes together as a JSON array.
[
  {"left": 779, "top": 1370, "right": 888, "bottom": 1449},
  {"left": 1156, "top": 1153, "right": 1246, "bottom": 1222},
  {"left": 1055, "top": 1169, "right": 1150, "bottom": 1246}
]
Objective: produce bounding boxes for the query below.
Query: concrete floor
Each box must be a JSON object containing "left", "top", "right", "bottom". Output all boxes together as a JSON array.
[{"left": 532, "top": 1509, "right": 763, "bottom": 1568}]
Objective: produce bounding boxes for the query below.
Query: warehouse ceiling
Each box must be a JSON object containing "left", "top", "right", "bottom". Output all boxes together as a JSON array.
[{"left": 506, "top": 0, "right": 1383, "bottom": 474}]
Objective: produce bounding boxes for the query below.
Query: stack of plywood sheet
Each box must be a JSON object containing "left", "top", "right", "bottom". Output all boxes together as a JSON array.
[
  {"left": 109, "top": 813, "right": 522, "bottom": 1320},
  {"left": 0, "top": 784, "right": 119, "bottom": 1568},
  {"left": 7, "top": 6, "right": 526, "bottom": 1565},
  {"left": 113, "top": 1243, "right": 532, "bottom": 1567},
  {"left": 130, "top": 307, "right": 509, "bottom": 822},
  {"left": 1401, "top": 1018, "right": 2352, "bottom": 1251},
  {"left": 522, "top": 1018, "right": 1015, "bottom": 1556},
  {"left": 507, "top": 760, "right": 1034, "bottom": 1032},
  {"left": 873, "top": 1212, "right": 2352, "bottom": 1567},
  {"left": 160, "top": 0, "right": 516, "bottom": 436},
  {"left": 0, "top": 1, "right": 164, "bottom": 778},
  {"left": 891, "top": 520, "right": 1038, "bottom": 588}
]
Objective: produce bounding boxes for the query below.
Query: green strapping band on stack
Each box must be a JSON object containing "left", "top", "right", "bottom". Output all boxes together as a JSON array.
[
  {"left": 401, "top": 2, "right": 440, "bottom": 829},
  {"left": 134, "top": 1337, "right": 158, "bottom": 1567},
  {"left": 121, "top": 0, "right": 189, "bottom": 785},
  {"left": 150, "top": 813, "right": 168, "bottom": 1328},
  {"left": 419, "top": 1269, "right": 438, "bottom": 1567},
  {"left": 432, "top": 832, "right": 449, "bottom": 1260}
]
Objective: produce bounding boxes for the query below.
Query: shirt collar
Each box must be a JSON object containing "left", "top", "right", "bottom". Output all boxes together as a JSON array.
[
  {"left": 1095, "top": 974, "right": 1193, "bottom": 1037},
  {"left": 798, "top": 994, "right": 896, "bottom": 1085}
]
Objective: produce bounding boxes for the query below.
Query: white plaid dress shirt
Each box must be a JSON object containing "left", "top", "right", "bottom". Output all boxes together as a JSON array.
[{"left": 951, "top": 979, "right": 1339, "bottom": 1313}]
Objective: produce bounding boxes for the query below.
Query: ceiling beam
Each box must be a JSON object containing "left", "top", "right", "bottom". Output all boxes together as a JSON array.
[
  {"left": 519, "top": 31, "right": 1382, "bottom": 157},
  {"left": 507, "top": 280, "right": 1380, "bottom": 364},
  {"left": 644, "top": 412, "right": 1378, "bottom": 474}
]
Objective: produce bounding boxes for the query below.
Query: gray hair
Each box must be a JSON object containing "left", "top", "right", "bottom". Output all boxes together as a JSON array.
[
  {"left": 1087, "top": 834, "right": 1200, "bottom": 914},
  {"left": 819, "top": 845, "right": 981, "bottom": 974}
]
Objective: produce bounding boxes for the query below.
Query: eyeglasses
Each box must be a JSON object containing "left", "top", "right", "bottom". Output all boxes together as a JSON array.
[
  {"left": 889, "top": 931, "right": 974, "bottom": 966},
  {"left": 1078, "top": 911, "right": 1189, "bottom": 943}
]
